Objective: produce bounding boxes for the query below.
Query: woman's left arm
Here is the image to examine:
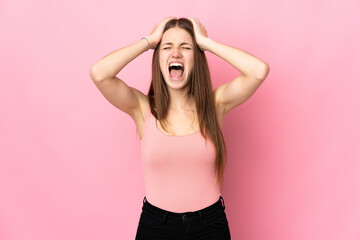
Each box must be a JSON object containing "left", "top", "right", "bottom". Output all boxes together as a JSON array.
[{"left": 189, "top": 18, "right": 270, "bottom": 117}]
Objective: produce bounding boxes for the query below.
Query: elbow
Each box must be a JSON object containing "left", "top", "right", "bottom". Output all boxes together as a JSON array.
[
  {"left": 256, "top": 62, "right": 270, "bottom": 81},
  {"left": 255, "top": 62, "right": 270, "bottom": 81},
  {"left": 89, "top": 65, "right": 104, "bottom": 82}
]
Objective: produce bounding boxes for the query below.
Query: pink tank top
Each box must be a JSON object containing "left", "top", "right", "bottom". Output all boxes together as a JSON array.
[{"left": 140, "top": 107, "right": 221, "bottom": 213}]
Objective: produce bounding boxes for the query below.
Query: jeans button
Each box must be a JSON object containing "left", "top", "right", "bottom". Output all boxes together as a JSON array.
[{"left": 182, "top": 214, "right": 188, "bottom": 222}]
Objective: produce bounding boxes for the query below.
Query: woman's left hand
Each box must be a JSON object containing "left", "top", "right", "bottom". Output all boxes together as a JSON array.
[{"left": 189, "top": 18, "right": 208, "bottom": 51}]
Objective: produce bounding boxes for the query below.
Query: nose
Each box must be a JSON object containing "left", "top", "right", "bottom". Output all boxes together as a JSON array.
[{"left": 171, "top": 48, "right": 182, "bottom": 58}]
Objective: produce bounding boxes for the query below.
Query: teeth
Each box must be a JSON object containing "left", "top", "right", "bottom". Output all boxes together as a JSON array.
[{"left": 169, "top": 63, "right": 183, "bottom": 67}]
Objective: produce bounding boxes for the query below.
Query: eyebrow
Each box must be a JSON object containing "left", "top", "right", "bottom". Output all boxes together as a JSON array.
[{"left": 161, "top": 42, "right": 193, "bottom": 47}]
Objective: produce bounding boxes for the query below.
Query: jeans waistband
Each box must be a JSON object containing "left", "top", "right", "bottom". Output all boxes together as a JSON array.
[
  {"left": 143, "top": 196, "right": 225, "bottom": 214},
  {"left": 141, "top": 196, "right": 226, "bottom": 225}
]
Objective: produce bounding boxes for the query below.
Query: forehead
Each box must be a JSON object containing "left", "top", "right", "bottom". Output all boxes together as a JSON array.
[{"left": 161, "top": 27, "right": 193, "bottom": 44}]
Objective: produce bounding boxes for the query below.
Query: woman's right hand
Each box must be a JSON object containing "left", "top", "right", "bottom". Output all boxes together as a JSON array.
[{"left": 146, "top": 17, "right": 176, "bottom": 49}]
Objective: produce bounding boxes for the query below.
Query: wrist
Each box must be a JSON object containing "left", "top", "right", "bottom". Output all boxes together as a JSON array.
[
  {"left": 198, "top": 37, "right": 211, "bottom": 51},
  {"left": 145, "top": 35, "right": 157, "bottom": 49},
  {"left": 142, "top": 37, "right": 151, "bottom": 51}
]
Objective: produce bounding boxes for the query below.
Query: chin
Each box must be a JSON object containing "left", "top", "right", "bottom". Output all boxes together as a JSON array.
[{"left": 164, "top": 75, "right": 189, "bottom": 90}]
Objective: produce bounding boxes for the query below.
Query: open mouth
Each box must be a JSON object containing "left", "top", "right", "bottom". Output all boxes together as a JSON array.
[{"left": 168, "top": 62, "right": 184, "bottom": 80}]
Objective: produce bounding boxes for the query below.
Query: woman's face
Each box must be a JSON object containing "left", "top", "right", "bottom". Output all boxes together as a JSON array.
[{"left": 158, "top": 27, "right": 194, "bottom": 90}]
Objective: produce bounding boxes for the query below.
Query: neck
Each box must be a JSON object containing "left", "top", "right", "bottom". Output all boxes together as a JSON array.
[{"left": 167, "top": 87, "right": 195, "bottom": 112}]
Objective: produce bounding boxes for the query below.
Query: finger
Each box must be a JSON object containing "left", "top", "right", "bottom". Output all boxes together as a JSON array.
[
  {"left": 164, "top": 16, "right": 177, "bottom": 22},
  {"left": 189, "top": 17, "right": 197, "bottom": 24},
  {"left": 189, "top": 18, "right": 199, "bottom": 29},
  {"left": 196, "top": 19, "right": 204, "bottom": 28},
  {"left": 191, "top": 18, "right": 203, "bottom": 29}
]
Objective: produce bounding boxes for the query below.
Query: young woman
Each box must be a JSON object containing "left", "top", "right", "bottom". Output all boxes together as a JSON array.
[{"left": 90, "top": 17, "right": 269, "bottom": 240}]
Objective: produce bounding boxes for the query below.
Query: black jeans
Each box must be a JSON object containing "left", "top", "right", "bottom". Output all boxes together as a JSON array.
[{"left": 135, "top": 196, "right": 231, "bottom": 240}]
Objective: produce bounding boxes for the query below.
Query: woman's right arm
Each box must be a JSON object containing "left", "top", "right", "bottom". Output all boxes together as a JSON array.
[
  {"left": 89, "top": 39, "right": 150, "bottom": 118},
  {"left": 89, "top": 17, "right": 175, "bottom": 120}
]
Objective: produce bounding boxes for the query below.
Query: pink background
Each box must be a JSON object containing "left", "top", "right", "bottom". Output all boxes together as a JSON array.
[{"left": 1, "top": 0, "right": 359, "bottom": 239}]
